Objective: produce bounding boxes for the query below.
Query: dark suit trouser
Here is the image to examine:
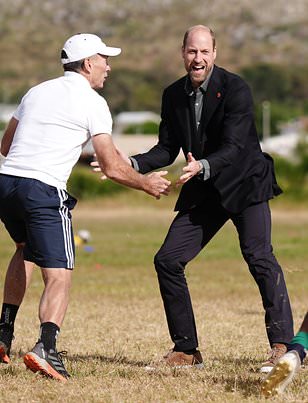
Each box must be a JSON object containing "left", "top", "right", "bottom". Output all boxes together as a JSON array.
[{"left": 154, "top": 201, "right": 294, "bottom": 352}]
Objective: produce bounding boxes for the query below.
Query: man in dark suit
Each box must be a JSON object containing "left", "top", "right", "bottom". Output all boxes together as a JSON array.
[
  {"left": 129, "top": 25, "right": 294, "bottom": 372},
  {"left": 92, "top": 25, "right": 294, "bottom": 371}
]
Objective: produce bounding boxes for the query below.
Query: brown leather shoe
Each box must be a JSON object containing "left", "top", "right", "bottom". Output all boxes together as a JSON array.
[
  {"left": 260, "top": 343, "right": 288, "bottom": 373},
  {"left": 163, "top": 350, "right": 204, "bottom": 368},
  {"left": 145, "top": 349, "right": 204, "bottom": 371}
]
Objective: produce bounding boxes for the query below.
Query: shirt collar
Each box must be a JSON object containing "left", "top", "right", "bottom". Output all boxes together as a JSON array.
[
  {"left": 184, "top": 66, "right": 214, "bottom": 96},
  {"left": 64, "top": 71, "right": 92, "bottom": 88}
]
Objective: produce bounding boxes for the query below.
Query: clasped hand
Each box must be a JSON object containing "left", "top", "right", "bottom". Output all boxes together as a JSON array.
[{"left": 90, "top": 151, "right": 201, "bottom": 192}]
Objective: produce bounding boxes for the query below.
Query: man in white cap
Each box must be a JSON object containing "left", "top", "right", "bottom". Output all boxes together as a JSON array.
[{"left": 0, "top": 33, "right": 170, "bottom": 381}]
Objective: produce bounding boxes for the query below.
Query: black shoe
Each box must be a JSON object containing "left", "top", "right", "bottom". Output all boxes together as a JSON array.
[
  {"left": 0, "top": 325, "right": 13, "bottom": 364},
  {"left": 23, "top": 341, "right": 70, "bottom": 382}
]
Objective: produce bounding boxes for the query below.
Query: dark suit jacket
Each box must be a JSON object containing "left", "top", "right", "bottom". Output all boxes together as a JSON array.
[{"left": 132, "top": 65, "right": 282, "bottom": 214}]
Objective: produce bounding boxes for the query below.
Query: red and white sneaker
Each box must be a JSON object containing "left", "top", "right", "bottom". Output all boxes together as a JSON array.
[{"left": 24, "top": 341, "right": 70, "bottom": 382}]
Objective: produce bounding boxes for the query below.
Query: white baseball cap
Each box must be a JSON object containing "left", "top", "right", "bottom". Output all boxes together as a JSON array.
[{"left": 61, "top": 33, "right": 121, "bottom": 64}]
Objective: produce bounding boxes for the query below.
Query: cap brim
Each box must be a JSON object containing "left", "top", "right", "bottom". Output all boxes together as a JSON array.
[{"left": 100, "top": 46, "right": 121, "bottom": 57}]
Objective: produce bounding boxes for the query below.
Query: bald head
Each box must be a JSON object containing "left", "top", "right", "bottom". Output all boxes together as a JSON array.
[{"left": 182, "top": 25, "right": 216, "bottom": 50}]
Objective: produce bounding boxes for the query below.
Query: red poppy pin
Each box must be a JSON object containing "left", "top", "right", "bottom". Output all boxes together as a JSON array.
[{"left": 217, "top": 92, "right": 221, "bottom": 98}]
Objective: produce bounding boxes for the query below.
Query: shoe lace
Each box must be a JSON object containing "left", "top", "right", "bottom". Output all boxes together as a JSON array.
[
  {"left": 56, "top": 350, "right": 68, "bottom": 365},
  {"left": 54, "top": 350, "right": 70, "bottom": 377}
]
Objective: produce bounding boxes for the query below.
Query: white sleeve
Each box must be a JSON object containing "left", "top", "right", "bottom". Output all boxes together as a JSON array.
[
  {"left": 12, "top": 89, "right": 33, "bottom": 120},
  {"left": 13, "top": 98, "right": 26, "bottom": 120},
  {"left": 87, "top": 95, "right": 113, "bottom": 136},
  {"left": 13, "top": 104, "right": 22, "bottom": 120}
]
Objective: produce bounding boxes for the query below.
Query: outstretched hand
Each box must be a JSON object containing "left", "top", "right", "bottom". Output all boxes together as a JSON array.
[
  {"left": 145, "top": 171, "right": 171, "bottom": 199},
  {"left": 176, "top": 152, "right": 202, "bottom": 186},
  {"left": 90, "top": 152, "right": 171, "bottom": 199},
  {"left": 90, "top": 156, "right": 107, "bottom": 180}
]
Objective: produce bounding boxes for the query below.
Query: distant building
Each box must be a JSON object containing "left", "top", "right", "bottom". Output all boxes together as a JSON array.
[
  {"left": 113, "top": 111, "right": 160, "bottom": 135},
  {"left": 80, "top": 111, "right": 162, "bottom": 161},
  {"left": 261, "top": 132, "right": 301, "bottom": 159},
  {"left": 261, "top": 117, "right": 308, "bottom": 159},
  {"left": 81, "top": 134, "right": 160, "bottom": 162}
]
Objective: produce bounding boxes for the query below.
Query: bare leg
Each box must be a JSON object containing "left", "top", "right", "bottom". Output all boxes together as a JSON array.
[
  {"left": 39, "top": 268, "right": 72, "bottom": 327},
  {"left": 3, "top": 243, "right": 35, "bottom": 305},
  {"left": 299, "top": 312, "right": 308, "bottom": 333},
  {"left": 22, "top": 268, "right": 72, "bottom": 380},
  {"left": 0, "top": 244, "right": 35, "bottom": 363}
]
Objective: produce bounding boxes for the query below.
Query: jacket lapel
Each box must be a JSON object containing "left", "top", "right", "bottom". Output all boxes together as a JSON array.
[
  {"left": 201, "top": 66, "right": 224, "bottom": 129},
  {"left": 174, "top": 82, "right": 193, "bottom": 154},
  {"left": 173, "top": 68, "right": 225, "bottom": 157}
]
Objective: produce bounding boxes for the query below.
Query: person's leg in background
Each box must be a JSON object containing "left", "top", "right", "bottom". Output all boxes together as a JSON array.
[
  {"left": 289, "top": 311, "right": 308, "bottom": 358},
  {"left": 261, "top": 312, "right": 308, "bottom": 397},
  {"left": 0, "top": 244, "right": 35, "bottom": 363}
]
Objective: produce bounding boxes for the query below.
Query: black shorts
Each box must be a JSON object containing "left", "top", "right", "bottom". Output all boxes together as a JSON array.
[{"left": 0, "top": 174, "right": 77, "bottom": 269}]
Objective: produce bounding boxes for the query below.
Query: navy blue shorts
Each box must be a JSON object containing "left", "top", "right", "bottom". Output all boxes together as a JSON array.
[{"left": 0, "top": 174, "right": 77, "bottom": 269}]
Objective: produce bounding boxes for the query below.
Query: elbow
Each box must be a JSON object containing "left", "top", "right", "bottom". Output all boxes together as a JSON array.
[
  {"left": 0, "top": 145, "right": 8, "bottom": 157},
  {"left": 103, "top": 165, "right": 119, "bottom": 181}
]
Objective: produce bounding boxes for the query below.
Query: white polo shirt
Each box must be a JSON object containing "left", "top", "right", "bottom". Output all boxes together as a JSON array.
[{"left": 0, "top": 71, "right": 112, "bottom": 189}]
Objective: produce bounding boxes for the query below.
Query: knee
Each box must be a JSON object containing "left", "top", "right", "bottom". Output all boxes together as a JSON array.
[
  {"left": 242, "top": 250, "right": 281, "bottom": 275},
  {"left": 42, "top": 269, "right": 72, "bottom": 289},
  {"left": 154, "top": 251, "right": 165, "bottom": 274},
  {"left": 242, "top": 250, "right": 259, "bottom": 266},
  {"left": 154, "top": 250, "right": 184, "bottom": 276}
]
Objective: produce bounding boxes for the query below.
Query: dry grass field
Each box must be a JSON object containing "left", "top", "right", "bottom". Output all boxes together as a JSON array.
[{"left": 0, "top": 191, "right": 307, "bottom": 402}]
